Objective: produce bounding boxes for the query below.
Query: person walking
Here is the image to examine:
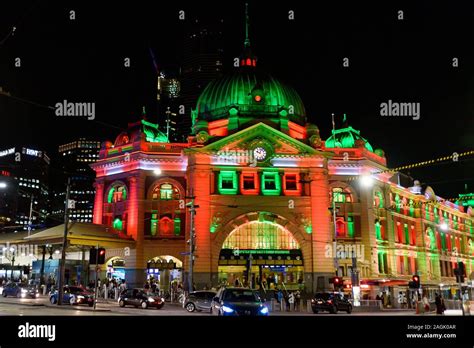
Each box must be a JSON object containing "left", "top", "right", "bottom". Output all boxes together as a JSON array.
[
  {"left": 295, "top": 290, "right": 301, "bottom": 311},
  {"left": 422, "top": 294, "right": 430, "bottom": 314},
  {"left": 435, "top": 293, "right": 444, "bottom": 315},
  {"left": 277, "top": 289, "right": 284, "bottom": 311}
]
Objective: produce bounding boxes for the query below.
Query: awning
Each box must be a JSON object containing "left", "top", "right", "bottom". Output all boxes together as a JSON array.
[{"left": 22, "top": 222, "right": 135, "bottom": 249}]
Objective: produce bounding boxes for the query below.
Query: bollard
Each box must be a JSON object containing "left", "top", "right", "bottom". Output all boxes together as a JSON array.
[
  {"left": 115, "top": 287, "right": 119, "bottom": 300},
  {"left": 307, "top": 299, "right": 311, "bottom": 313},
  {"left": 103, "top": 284, "right": 107, "bottom": 300}
]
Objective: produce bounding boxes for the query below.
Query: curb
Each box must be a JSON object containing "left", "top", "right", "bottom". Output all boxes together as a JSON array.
[
  {"left": 44, "top": 304, "right": 111, "bottom": 312},
  {"left": 0, "top": 301, "right": 45, "bottom": 307}
]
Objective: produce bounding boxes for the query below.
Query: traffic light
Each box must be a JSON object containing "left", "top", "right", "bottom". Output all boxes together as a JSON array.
[
  {"left": 89, "top": 248, "right": 97, "bottom": 265},
  {"left": 330, "top": 276, "right": 343, "bottom": 288},
  {"left": 89, "top": 247, "right": 106, "bottom": 264},
  {"left": 409, "top": 275, "right": 420, "bottom": 289},
  {"left": 97, "top": 248, "right": 106, "bottom": 264}
]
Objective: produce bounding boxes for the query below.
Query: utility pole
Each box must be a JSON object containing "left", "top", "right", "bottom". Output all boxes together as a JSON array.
[
  {"left": 186, "top": 190, "right": 197, "bottom": 292},
  {"left": 93, "top": 244, "right": 99, "bottom": 310},
  {"left": 57, "top": 177, "right": 71, "bottom": 305},
  {"left": 331, "top": 195, "right": 339, "bottom": 275}
]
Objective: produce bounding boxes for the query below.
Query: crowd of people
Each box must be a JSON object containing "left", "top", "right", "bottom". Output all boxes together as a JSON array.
[{"left": 273, "top": 288, "right": 302, "bottom": 311}]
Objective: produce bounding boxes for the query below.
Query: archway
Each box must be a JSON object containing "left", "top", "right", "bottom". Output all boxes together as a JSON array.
[
  {"left": 146, "top": 255, "right": 183, "bottom": 293},
  {"left": 105, "top": 256, "right": 126, "bottom": 282},
  {"left": 217, "top": 220, "right": 305, "bottom": 291}
]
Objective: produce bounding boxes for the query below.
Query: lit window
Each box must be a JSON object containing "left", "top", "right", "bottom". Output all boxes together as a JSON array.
[
  {"left": 218, "top": 171, "right": 238, "bottom": 195},
  {"left": 261, "top": 172, "right": 281, "bottom": 195},
  {"left": 242, "top": 174, "right": 255, "bottom": 190},
  {"left": 284, "top": 174, "right": 298, "bottom": 191}
]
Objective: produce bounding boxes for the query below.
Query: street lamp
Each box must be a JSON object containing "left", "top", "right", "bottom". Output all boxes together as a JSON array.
[{"left": 360, "top": 175, "right": 374, "bottom": 188}]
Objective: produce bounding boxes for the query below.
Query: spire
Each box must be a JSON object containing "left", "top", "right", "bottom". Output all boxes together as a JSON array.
[
  {"left": 244, "top": 3, "right": 250, "bottom": 48},
  {"left": 240, "top": 3, "right": 256, "bottom": 68},
  {"left": 141, "top": 106, "right": 147, "bottom": 120}
]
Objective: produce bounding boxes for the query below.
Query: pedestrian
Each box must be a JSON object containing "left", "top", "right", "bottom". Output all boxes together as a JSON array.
[
  {"left": 277, "top": 289, "right": 283, "bottom": 310},
  {"left": 423, "top": 294, "right": 430, "bottom": 313},
  {"left": 295, "top": 290, "right": 301, "bottom": 311},
  {"left": 435, "top": 293, "right": 444, "bottom": 315}
]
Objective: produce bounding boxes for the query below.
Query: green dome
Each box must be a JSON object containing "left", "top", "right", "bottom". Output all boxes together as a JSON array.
[
  {"left": 325, "top": 126, "right": 374, "bottom": 152},
  {"left": 194, "top": 70, "right": 306, "bottom": 125}
]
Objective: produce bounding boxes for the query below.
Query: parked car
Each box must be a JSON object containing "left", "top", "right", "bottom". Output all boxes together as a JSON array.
[
  {"left": 2, "top": 283, "right": 39, "bottom": 299},
  {"left": 311, "top": 292, "right": 352, "bottom": 314},
  {"left": 118, "top": 288, "right": 164, "bottom": 309},
  {"left": 211, "top": 287, "right": 269, "bottom": 316},
  {"left": 49, "top": 286, "right": 95, "bottom": 306},
  {"left": 183, "top": 291, "right": 216, "bottom": 313}
]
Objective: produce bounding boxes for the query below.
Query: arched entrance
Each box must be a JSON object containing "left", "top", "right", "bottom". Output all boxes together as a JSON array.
[
  {"left": 146, "top": 255, "right": 183, "bottom": 293},
  {"left": 105, "top": 257, "right": 126, "bottom": 282},
  {"left": 218, "top": 220, "right": 304, "bottom": 291}
]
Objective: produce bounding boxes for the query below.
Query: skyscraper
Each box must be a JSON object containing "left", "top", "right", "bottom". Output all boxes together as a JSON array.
[
  {"left": 177, "top": 16, "right": 225, "bottom": 141},
  {"left": 0, "top": 146, "right": 50, "bottom": 232},
  {"left": 52, "top": 138, "right": 101, "bottom": 223}
]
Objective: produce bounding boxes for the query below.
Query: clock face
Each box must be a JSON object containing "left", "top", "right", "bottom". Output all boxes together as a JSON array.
[{"left": 253, "top": 147, "right": 267, "bottom": 161}]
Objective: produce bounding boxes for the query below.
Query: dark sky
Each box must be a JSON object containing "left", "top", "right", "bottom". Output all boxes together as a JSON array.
[{"left": 0, "top": 0, "right": 473, "bottom": 198}]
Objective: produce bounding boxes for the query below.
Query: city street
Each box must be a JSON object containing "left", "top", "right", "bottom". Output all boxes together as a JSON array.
[{"left": 0, "top": 295, "right": 429, "bottom": 316}]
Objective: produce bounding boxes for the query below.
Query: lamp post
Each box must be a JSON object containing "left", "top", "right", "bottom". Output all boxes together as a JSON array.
[{"left": 57, "top": 177, "right": 72, "bottom": 305}]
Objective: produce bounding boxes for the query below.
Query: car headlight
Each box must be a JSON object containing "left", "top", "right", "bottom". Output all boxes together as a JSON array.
[
  {"left": 21, "top": 289, "right": 28, "bottom": 293},
  {"left": 222, "top": 305, "right": 234, "bottom": 313},
  {"left": 77, "top": 295, "right": 84, "bottom": 299},
  {"left": 260, "top": 306, "right": 269, "bottom": 314},
  {"left": 148, "top": 297, "right": 155, "bottom": 302}
]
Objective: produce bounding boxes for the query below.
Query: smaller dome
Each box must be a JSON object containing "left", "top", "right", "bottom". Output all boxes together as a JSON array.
[
  {"left": 374, "top": 148, "right": 385, "bottom": 157},
  {"left": 325, "top": 125, "right": 374, "bottom": 152}
]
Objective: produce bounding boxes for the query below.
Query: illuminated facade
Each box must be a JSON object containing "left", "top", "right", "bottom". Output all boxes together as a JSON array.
[
  {"left": 0, "top": 146, "right": 50, "bottom": 231},
  {"left": 52, "top": 138, "right": 101, "bottom": 223},
  {"left": 91, "top": 26, "right": 474, "bottom": 297}
]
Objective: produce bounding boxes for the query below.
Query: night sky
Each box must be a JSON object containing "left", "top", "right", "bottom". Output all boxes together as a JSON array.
[{"left": 0, "top": 0, "right": 473, "bottom": 198}]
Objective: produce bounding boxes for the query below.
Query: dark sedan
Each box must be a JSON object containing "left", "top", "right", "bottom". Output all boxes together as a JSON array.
[
  {"left": 118, "top": 288, "right": 164, "bottom": 309},
  {"left": 49, "top": 286, "right": 95, "bottom": 306},
  {"left": 211, "top": 287, "right": 269, "bottom": 316},
  {"left": 311, "top": 292, "right": 352, "bottom": 314},
  {"left": 2, "top": 283, "right": 39, "bottom": 299}
]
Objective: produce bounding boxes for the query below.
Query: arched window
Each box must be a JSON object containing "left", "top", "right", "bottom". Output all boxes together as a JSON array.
[
  {"left": 374, "top": 191, "right": 384, "bottom": 208},
  {"left": 107, "top": 184, "right": 127, "bottom": 203},
  {"left": 152, "top": 183, "right": 180, "bottom": 200},
  {"left": 223, "top": 221, "right": 299, "bottom": 250},
  {"left": 332, "top": 187, "right": 352, "bottom": 203}
]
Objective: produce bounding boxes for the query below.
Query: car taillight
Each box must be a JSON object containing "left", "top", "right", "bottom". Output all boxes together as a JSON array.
[{"left": 327, "top": 300, "right": 332, "bottom": 304}]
